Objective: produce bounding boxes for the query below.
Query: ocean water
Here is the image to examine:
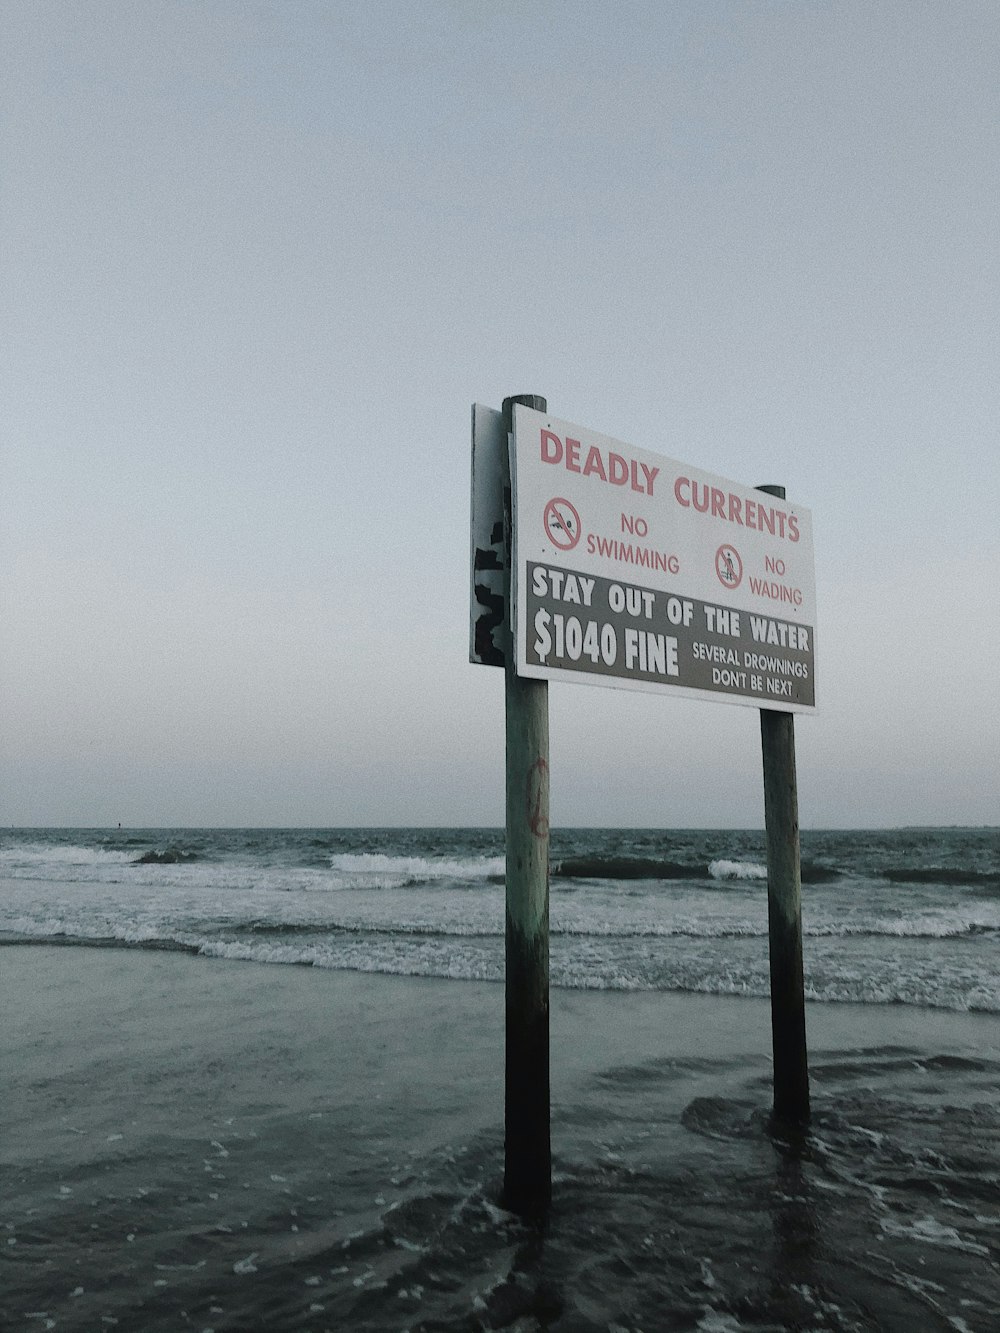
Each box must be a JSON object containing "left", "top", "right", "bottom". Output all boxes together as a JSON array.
[
  {"left": 3, "top": 828, "right": 999, "bottom": 1331},
  {"left": 1, "top": 826, "right": 998, "bottom": 1011}
]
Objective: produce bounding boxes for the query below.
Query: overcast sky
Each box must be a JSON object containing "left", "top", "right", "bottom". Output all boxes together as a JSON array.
[{"left": 3, "top": 0, "right": 998, "bottom": 828}]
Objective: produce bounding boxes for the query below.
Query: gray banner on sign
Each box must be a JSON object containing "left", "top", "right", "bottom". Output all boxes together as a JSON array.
[{"left": 524, "top": 561, "right": 815, "bottom": 708}]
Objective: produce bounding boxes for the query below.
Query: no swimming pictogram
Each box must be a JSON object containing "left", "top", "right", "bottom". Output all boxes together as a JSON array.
[{"left": 543, "top": 497, "right": 581, "bottom": 551}]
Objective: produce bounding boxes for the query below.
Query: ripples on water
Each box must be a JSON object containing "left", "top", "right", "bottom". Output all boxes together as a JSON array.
[{"left": 5, "top": 1040, "right": 998, "bottom": 1331}]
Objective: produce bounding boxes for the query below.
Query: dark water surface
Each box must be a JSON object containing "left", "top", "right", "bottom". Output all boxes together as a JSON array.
[{"left": 3, "top": 947, "right": 998, "bottom": 1332}]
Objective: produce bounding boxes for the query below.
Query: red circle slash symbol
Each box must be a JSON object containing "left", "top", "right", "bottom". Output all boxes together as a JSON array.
[
  {"left": 543, "top": 497, "right": 582, "bottom": 551},
  {"left": 715, "top": 543, "right": 743, "bottom": 589}
]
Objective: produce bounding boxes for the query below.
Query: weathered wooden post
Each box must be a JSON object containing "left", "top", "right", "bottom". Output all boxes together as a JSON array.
[
  {"left": 501, "top": 393, "right": 552, "bottom": 1216},
  {"left": 757, "top": 483, "right": 810, "bottom": 1124}
]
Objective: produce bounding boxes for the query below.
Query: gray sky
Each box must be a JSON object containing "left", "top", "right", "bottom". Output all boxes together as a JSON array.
[{"left": 3, "top": 0, "right": 998, "bottom": 828}]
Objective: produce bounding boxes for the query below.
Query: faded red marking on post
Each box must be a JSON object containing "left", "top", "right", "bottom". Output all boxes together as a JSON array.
[{"left": 526, "top": 758, "right": 550, "bottom": 838}]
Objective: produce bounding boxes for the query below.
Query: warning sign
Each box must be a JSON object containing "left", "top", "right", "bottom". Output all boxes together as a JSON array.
[{"left": 509, "top": 406, "right": 817, "bottom": 712}]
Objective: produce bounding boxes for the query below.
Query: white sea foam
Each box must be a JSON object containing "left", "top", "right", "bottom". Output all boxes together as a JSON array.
[
  {"left": 879, "top": 1215, "right": 990, "bottom": 1256},
  {"left": 1, "top": 842, "right": 134, "bottom": 866},
  {"left": 806, "top": 908, "right": 1000, "bottom": 938},
  {"left": 708, "top": 859, "right": 767, "bottom": 881},
  {"left": 696, "top": 1311, "right": 747, "bottom": 1331},
  {"left": 327, "top": 853, "right": 505, "bottom": 889},
  {"left": 3, "top": 828, "right": 997, "bottom": 1010},
  {"left": 0, "top": 843, "right": 136, "bottom": 880}
]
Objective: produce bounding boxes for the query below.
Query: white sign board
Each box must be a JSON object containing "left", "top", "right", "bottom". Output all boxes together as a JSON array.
[{"left": 510, "top": 406, "right": 817, "bottom": 712}]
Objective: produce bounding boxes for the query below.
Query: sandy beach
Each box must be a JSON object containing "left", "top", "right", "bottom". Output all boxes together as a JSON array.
[{"left": 4, "top": 944, "right": 999, "bottom": 1331}]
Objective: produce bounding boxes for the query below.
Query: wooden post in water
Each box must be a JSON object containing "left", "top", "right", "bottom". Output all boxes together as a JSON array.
[
  {"left": 501, "top": 393, "right": 552, "bottom": 1216},
  {"left": 757, "top": 483, "right": 810, "bottom": 1124}
]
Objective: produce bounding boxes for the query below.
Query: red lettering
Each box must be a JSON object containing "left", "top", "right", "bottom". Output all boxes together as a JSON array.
[
  {"left": 540, "top": 430, "right": 562, "bottom": 464},
  {"left": 583, "top": 446, "right": 607, "bottom": 481},
  {"left": 671, "top": 474, "right": 801, "bottom": 543},
  {"left": 609, "top": 453, "right": 628, "bottom": 485},
  {"left": 565, "top": 437, "right": 581, "bottom": 471}
]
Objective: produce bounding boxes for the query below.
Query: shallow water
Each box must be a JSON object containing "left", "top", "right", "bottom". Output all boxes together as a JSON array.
[{"left": 3, "top": 949, "right": 998, "bottom": 1332}]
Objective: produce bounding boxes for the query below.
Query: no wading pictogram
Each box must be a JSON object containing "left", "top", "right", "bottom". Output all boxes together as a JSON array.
[
  {"left": 543, "top": 497, "right": 581, "bottom": 551},
  {"left": 715, "top": 543, "right": 743, "bottom": 589}
]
